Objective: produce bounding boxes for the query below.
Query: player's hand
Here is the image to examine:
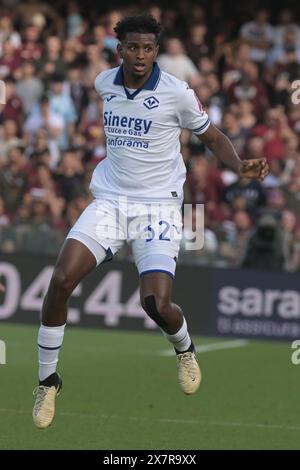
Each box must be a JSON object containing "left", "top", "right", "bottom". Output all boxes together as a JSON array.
[{"left": 238, "top": 158, "right": 269, "bottom": 181}]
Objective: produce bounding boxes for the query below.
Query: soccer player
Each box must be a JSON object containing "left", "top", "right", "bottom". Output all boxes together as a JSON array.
[{"left": 32, "top": 15, "right": 269, "bottom": 428}]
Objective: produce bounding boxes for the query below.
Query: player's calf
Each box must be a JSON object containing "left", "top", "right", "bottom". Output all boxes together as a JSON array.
[{"left": 142, "top": 295, "right": 201, "bottom": 394}]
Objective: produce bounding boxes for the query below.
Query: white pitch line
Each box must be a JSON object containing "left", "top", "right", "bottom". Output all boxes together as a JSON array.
[
  {"left": 0, "top": 408, "right": 299, "bottom": 432},
  {"left": 159, "top": 339, "right": 250, "bottom": 356}
]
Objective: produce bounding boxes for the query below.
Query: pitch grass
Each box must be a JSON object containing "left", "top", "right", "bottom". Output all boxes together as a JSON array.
[{"left": 0, "top": 323, "right": 299, "bottom": 450}]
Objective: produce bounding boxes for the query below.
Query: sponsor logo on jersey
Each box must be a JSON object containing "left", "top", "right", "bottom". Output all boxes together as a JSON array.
[
  {"left": 107, "top": 137, "right": 149, "bottom": 149},
  {"left": 104, "top": 112, "right": 152, "bottom": 134}
]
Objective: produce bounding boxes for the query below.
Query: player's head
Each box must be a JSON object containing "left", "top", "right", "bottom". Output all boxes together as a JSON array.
[{"left": 114, "top": 14, "right": 162, "bottom": 79}]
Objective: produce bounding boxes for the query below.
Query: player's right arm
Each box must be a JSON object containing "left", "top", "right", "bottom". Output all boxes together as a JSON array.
[{"left": 198, "top": 123, "right": 268, "bottom": 181}]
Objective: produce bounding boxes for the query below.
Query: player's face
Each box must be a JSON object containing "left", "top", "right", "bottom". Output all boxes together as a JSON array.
[{"left": 118, "top": 33, "right": 159, "bottom": 81}]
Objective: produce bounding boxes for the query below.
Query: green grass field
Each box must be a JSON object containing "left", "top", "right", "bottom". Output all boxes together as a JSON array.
[{"left": 0, "top": 322, "right": 299, "bottom": 450}]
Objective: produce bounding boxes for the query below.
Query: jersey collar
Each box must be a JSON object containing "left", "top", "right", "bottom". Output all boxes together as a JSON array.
[{"left": 113, "top": 62, "right": 161, "bottom": 100}]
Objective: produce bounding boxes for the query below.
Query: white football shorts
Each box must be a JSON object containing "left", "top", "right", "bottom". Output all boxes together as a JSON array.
[{"left": 67, "top": 198, "right": 183, "bottom": 278}]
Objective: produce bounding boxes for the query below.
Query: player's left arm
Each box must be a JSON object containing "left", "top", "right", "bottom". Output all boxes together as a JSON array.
[{"left": 198, "top": 123, "right": 269, "bottom": 181}]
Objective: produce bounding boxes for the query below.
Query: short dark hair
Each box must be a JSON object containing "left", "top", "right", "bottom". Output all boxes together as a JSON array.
[
  {"left": 5, "top": 75, "right": 16, "bottom": 84},
  {"left": 114, "top": 14, "right": 162, "bottom": 42},
  {"left": 40, "top": 94, "right": 49, "bottom": 103},
  {"left": 48, "top": 72, "right": 64, "bottom": 83}
]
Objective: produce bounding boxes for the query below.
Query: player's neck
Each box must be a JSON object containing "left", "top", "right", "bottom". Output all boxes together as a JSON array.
[{"left": 123, "top": 66, "right": 154, "bottom": 90}]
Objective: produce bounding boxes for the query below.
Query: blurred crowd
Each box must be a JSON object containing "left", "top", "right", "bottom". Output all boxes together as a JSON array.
[{"left": 1, "top": 0, "right": 300, "bottom": 271}]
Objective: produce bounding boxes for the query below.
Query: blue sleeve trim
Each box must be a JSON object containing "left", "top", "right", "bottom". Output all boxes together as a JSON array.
[{"left": 190, "top": 119, "right": 211, "bottom": 133}]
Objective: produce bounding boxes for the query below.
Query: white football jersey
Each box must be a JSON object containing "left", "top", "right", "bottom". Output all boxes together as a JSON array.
[{"left": 91, "top": 63, "right": 210, "bottom": 203}]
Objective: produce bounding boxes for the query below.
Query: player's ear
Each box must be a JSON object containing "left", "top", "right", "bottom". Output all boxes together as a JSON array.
[
  {"left": 117, "top": 43, "right": 123, "bottom": 59},
  {"left": 154, "top": 44, "right": 159, "bottom": 59}
]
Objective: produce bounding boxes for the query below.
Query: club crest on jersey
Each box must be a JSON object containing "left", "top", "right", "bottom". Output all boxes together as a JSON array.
[{"left": 143, "top": 96, "right": 159, "bottom": 110}]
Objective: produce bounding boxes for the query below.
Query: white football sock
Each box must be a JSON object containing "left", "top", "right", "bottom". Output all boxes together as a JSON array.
[
  {"left": 161, "top": 317, "right": 192, "bottom": 352},
  {"left": 38, "top": 324, "right": 65, "bottom": 381}
]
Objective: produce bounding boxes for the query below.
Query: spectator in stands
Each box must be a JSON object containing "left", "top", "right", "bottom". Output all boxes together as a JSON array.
[
  {"left": 184, "top": 22, "right": 210, "bottom": 65},
  {"left": 0, "top": 118, "right": 23, "bottom": 164},
  {"left": 14, "top": 0, "right": 63, "bottom": 35},
  {"left": 55, "top": 149, "right": 84, "bottom": 202},
  {"left": 0, "top": 75, "right": 23, "bottom": 126},
  {"left": 37, "top": 36, "right": 66, "bottom": 85},
  {"left": 222, "top": 111, "right": 249, "bottom": 155},
  {"left": 227, "top": 60, "right": 269, "bottom": 119},
  {"left": 0, "top": 39, "right": 22, "bottom": 79},
  {"left": 0, "top": 196, "right": 10, "bottom": 226},
  {"left": 188, "top": 155, "right": 224, "bottom": 220},
  {"left": 262, "top": 159, "right": 285, "bottom": 189},
  {"left": 82, "top": 42, "right": 110, "bottom": 88},
  {"left": 253, "top": 107, "right": 296, "bottom": 162},
  {"left": 285, "top": 46, "right": 300, "bottom": 81},
  {"left": 242, "top": 213, "right": 286, "bottom": 270},
  {"left": 48, "top": 74, "right": 77, "bottom": 149},
  {"left": 288, "top": 225, "right": 300, "bottom": 272},
  {"left": 80, "top": 86, "right": 103, "bottom": 130},
  {"left": 0, "top": 145, "right": 29, "bottom": 212},
  {"left": 240, "top": 9, "right": 273, "bottom": 65},
  {"left": 265, "top": 188, "right": 286, "bottom": 220},
  {"left": 223, "top": 174, "right": 266, "bottom": 215},
  {"left": 270, "top": 73, "right": 291, "bottom": 110},
  {"left": 66, "top": 1, "right": 84, "bottom": 39},
  {"left": 273, "top": 9, "right": 300, "bottom": 48},
  {"left": 281, "top": 166, "right": 300, "bottom": 216},
  {"left": 19, "top": 23, "right": 43, "bottom": 62},
  {"left": 281, "top": 209, "right": 297, "bottom": 270},
  {"left": 246, "top": 135, "right": 266, "bottom": 161},
  {"left": 220, "top": 210, "right": 252, "bottom": 266},
  {"left": 24, "top": 94, "right": 64, "bottom": 158},
  {"left": 92, "top": 24, "right": 118, "bottom": 66},
  {"left": 268, "top": 28, "right": 300, "bottom": 68},
  {"left": 15, "top": 61, "right": 44, "bottom": 116},
  {"left": 0, "top": 11, "right": 21, "bottom": 56},
  {"left": 65, "top": 63, "right": 89, "bottom": 127},
  {"left": 101, "top": 10, "right": 122, "bottom": 52},
  {"left": 65, "top": 38, "right": 82, "bottom": 63},
  {"left": 157, "top": 37, "right": 200, "bottom": 84},
  {"left": 234, "top": 100, "right": 257, "bottom": 130}
]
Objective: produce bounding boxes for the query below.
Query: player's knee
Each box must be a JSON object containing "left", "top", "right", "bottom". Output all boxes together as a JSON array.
[
  {"left": 155, "top": 296, "right": 171, "bottom": 315},
  {"left": 142, "top": 295, "right": 171, "bottom": 329},
  {"left": 51, "top": 268, "right": 74, "bottom": 295}
]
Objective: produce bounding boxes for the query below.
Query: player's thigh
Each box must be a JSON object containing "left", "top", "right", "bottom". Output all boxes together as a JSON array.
[
  {"left": 53, "top": 238, "right": 97, "bottom": 290},
  {"left": 67, "top": 199, "right": 125, "bottom": 268},
  {"left": 131, "top": 203, "right": 182, "bottom": 279},
  {"left": 133, "top": 203, "right": 181, "bottom": 312},
  {"left": 132, "top": 236, "right": 180, "bottom": 279}
]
